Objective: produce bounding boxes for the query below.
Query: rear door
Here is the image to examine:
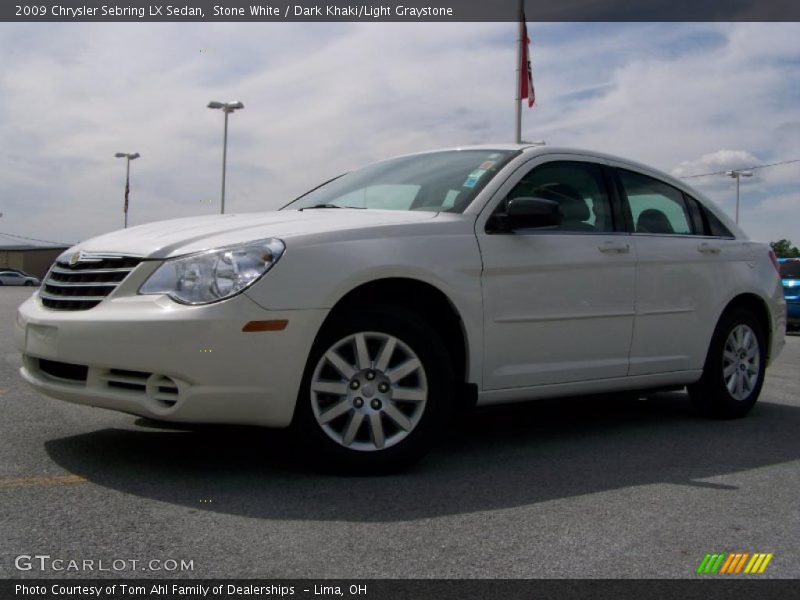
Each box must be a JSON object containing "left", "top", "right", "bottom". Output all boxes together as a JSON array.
[
  {"left": 612, "top": 166, "right": 750, "bottom": 375},
  {"left": 477, "top": 156, "right": 636, "bottom": 390}
]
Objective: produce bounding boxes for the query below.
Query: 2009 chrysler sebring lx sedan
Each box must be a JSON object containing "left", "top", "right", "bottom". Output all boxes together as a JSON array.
[{"left": 16, "top": 145, "right": 787, "bottom": 471}]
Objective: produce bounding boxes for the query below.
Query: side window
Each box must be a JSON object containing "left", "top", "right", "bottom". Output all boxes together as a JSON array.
[
  {"left": 504, "top": 161, "right": 613, "bottom": 232},
  {"left": 618, "top": 170, "right": 694, "bottom": 235},
  {"left": 700, "top": 202, "right": 735, "bottom": 238},
  {"left": 706, "top": 210, "right": 734, "bottom": 238},
  {"left": 683, "top": 194, "right": 707, "bottom": 235}
]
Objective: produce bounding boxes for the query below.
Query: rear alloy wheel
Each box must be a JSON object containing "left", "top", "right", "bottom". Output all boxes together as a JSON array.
[
  {"left": 294, "top": 308, "right": 452, "bottom": 473},
  {"left": 689, "top": 308, "right": 766, "bottom": 419}
]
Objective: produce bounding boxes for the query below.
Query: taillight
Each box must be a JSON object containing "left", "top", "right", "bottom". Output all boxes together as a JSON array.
[{"left": 768, "top": 249, "right": 780, "bottom": 275}]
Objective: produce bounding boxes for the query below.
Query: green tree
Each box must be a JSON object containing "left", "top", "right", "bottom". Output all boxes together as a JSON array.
[{"left": 770, "top": 239, "right": 800, "bottom": 258}]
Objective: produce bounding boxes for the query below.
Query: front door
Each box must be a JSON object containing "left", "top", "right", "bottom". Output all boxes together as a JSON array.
[{"left": 477, "top": 157, "right": 636, "bottom": 390}]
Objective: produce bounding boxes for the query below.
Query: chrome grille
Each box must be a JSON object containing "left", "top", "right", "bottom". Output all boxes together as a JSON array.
[{"left": 41, "top": 252, "right": 143, "bottom": 311}]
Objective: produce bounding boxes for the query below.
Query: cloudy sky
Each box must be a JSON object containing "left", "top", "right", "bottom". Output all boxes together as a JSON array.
[{"left": 0, "top": 21, "right": 798, "bottom": 247}]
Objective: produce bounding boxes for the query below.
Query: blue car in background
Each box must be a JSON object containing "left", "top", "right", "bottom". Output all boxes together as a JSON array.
[{"left": 779, "top": 258, "right": 800, "bottom": 331}]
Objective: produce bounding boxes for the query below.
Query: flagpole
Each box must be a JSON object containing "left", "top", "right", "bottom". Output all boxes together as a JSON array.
[{"left": 514, "top": 0, "right": 523, "bottom": 143}]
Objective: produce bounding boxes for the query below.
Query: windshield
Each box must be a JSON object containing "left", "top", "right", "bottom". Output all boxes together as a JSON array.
[{"left": 285, "top": 149, "right": 519, "bottom": 213}]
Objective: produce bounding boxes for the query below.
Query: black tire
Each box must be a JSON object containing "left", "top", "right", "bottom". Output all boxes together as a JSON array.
[
  {"left": 292, "top": 307, "right": 453, "bottom": 474},
  {"left": 24, "top": 281, "right": 34, "bottom": 286},
  {"left": 688, "top": 307, "right": 766, "bottom": 419}
]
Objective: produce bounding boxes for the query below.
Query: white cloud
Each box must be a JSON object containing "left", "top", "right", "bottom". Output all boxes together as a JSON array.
[{"left": 670, "top": 149, "right": 762, "bottom": 178}]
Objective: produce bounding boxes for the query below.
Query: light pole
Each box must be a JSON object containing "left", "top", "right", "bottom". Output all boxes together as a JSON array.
[
  {"left": 207, "top": 100, "right": 244, "bottom": 214},
  {"left": 114, "top": 152, "right": 140, "bottom": 228},
  {"left": 725, "top": 169, "right": 752, "bottom": 224}
]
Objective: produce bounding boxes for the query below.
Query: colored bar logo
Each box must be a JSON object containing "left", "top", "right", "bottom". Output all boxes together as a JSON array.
[{"left": 696, "top": 552, "right": 773, "bottom": 574}]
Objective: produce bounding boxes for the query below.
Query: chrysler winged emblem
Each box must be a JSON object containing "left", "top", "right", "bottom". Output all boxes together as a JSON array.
[{"left": 69, "top": 251, "right": 82, "bottom": 266}]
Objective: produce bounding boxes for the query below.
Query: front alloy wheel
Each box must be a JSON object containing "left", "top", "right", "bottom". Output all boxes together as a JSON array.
[
  {"left": 294, "top": 308, "right": 452, "bottom": 473},
  {"left": 311, "top": 331, "right": 428, "bottom": 452}
]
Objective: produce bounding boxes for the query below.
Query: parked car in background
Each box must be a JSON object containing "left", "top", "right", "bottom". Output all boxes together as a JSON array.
[
  {"left": 779, "top": 258, "right": 800, "bottom": 331},
  {"left": 0, "top": 271, "right": 40, "bottom": 286},
  {"left": 15, "top": 145, "right": 787, "bottom": 472}
]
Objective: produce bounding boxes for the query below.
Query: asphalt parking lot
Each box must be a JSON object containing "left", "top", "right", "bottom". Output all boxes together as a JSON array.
[{"left": 2, "top": 286, "right": 798, "bottom": 579}]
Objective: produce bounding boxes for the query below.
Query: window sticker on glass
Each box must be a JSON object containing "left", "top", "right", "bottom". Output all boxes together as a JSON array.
[
  {"left": 463, "top": 169, "right": 487, "bottom": 188},
  {"left": 479, "top": 160, "right": 495, "bottom": 170}
]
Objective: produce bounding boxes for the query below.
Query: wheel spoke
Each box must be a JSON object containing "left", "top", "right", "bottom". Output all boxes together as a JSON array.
[
  {"left": 311, "top": 381, "right": 348, "bottom": 396},
  {"left": 741, "top": 329, "right": 753, "bottom": 352},
  {"left": 374, "top": 337, "right": 397, "bottom": 372},
  {"left": 383, "top": 402, "right": 412, "bottom": 431},
  {"left": 342, "top": 412, "right": 364, "bottom": 446},
  {"left": 354, "top": 333, "right": 371, "bottom": 370},
  {"left": 368, "top": 412, "right": 385, "bottom": 449},
  {"left": 726, "top": 373, "right": 738, "bottom": 395},
  {"left": 723, "top": 349, "right": 738, "bottom": 363},
  {"left": 392, "top": 387, "right": 427, "bottom": 402},
  {"left": 318, "top": 399, "right": 352, "bottom": 424},
  {"left": 325, "top": 349, "right": 357, "bottom": 380},
  {"left": 387, "top": 358, "right": 421, "bottom": 383},
  {"left": 723, "top": 363, "right": 737, "bottom": 378}
]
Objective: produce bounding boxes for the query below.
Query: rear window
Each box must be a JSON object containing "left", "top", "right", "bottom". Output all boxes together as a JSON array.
[{"left": 780, "top": 260, "right": 800, "bottom": 278}]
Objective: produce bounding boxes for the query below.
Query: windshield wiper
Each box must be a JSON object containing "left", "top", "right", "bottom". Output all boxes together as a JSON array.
[{"left": 298, "top": 204, "right": 365, "bottom": 211}]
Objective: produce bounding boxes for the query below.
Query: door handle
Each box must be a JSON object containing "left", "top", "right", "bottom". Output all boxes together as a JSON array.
[
  {"left": 698, "top": 242, "right": 721, "bottom": 254},
  {"left": 598, "top": 241, "right": 630, "bottom": 254}
]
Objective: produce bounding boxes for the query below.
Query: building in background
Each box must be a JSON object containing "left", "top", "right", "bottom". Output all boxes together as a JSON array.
[{"left": 0, "top": 245, "right": 69, "bottom": 279}]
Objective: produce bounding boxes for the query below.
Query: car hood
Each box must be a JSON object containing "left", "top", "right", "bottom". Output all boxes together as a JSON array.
[{"left": 72, "top": 209, "right": 438, "bottom": 259}]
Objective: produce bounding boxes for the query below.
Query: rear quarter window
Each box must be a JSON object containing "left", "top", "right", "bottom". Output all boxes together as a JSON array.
[{"left": 697, "top": 198, "right": 734, "bottom": 238}]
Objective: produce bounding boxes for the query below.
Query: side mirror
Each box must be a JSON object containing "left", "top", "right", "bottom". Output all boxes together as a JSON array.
[{"left": 488, "top": 197, "right": 562, "bottom": 233}]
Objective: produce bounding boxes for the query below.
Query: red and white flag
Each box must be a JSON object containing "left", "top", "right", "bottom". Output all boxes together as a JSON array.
[{"left": 519, "top": 12, "right": 535, "bottom": 108}]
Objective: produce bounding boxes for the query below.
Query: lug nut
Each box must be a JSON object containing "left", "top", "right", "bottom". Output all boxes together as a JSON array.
[
  {"left": 370, "top": 399, "right": 382, "bottom": 410},
  {"left": 378, "top": 382, "right": 389, "bottom": 393},
  {"left": 353, "top": 397, "right": 364, "bottom": 408},
  {"left": 365, "top": 370, "right": 376, "bottom": 380},
  {"left": 349, "top": 380, "right": 360, "bottom": 390}
]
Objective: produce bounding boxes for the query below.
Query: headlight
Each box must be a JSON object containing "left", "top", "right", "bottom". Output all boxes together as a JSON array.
[{"left": 139, "top": 238, "right": 285, "bottom": 305}]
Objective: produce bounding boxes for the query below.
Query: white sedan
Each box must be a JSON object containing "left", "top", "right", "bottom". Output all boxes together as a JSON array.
[
  {"left": 15, "top": 145, "right": 786, "bottom": 472},
  {"left": 1, "top": 271, "right": 40, "bottom": 286}
]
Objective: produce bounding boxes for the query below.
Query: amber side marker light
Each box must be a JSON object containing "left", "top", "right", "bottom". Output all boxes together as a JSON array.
[{"left": 242, "top": 320, "right": 288, "bottom": 332}]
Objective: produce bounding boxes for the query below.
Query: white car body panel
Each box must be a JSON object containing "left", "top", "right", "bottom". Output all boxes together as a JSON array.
[
  {"left": 76, "top": 209, "right": 438, "bottom": 259},
  {"left": 15, "top": 145, "right": 786, "bottom": 428}
]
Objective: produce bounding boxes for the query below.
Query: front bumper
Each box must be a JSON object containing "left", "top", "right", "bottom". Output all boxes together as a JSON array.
[{"left": 16, "top": 290, "right": 327, "bottom": 427}]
